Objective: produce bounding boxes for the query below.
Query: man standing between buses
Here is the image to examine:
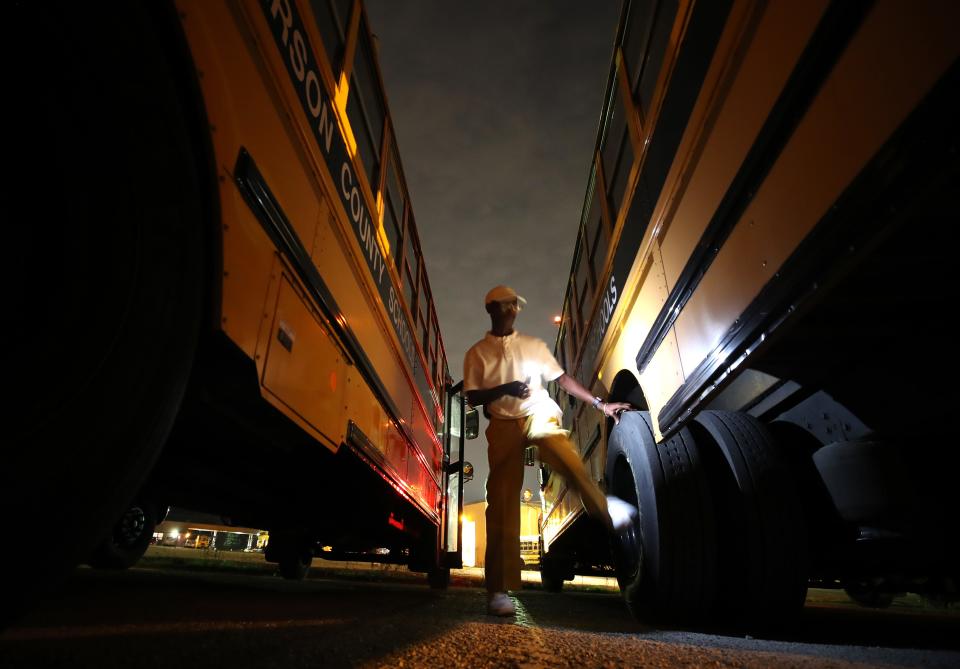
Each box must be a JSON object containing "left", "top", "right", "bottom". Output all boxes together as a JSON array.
[{"left": 464, "top": 285, "right": 636, "bottom": 616}]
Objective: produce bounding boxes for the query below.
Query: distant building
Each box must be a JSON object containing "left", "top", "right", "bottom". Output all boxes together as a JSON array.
[{"left": 153, "top": 508, "right": 264, "bottom": 551}]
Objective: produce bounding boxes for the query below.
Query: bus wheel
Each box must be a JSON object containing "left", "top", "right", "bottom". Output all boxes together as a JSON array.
[
  {"left": 87, "top": 501, "right": 160, "bottom": 570},
  {"left": 540, "top": 553, "right": 573, "bottom": 593},
  {"left": 267, "top": 532, "right": 314, "bottom": 581},
  {"left": 605, "top": 411, "right": 718, "bottom": 622},
  {"left": 844, "top": 580, "right": 894, "bottom": 609},
  {"left": 4, "top": 3, "right": 204, "bottom": 623},
  {"left": 278, "top": 553, "right": 313, "bottom": 581},
  {"left": 427, "top": 567, "right": 451, "bottom": 590},
  {"left": 693, "top": 411, "right": 808, "bottom": 622}
]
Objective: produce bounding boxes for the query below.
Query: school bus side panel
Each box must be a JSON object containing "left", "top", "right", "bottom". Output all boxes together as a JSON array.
[
  {"left": 176, "top": 3, "right": 323, "bottom": 361},
  {"left": 239, "top": 0, "right": 444, "bottom": 477},
  {"left": 178, "top": 1, "right": 443, "bottom": 517},
  {"left": 590, "top": 1, "right": 820, "bottom": 405},
  {"left": 669, "top": 0, "right": 960, "bottom": 402},
  {"left": 261, "top": 274, "right": 349, "bottom": 449},
  {"left": 658, "top": 1, "right": 830, "bottom": 296}
]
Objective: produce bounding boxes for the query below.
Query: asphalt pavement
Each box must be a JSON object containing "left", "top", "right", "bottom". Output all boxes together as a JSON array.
[{"left": 1, "top": 556, "right": 958, "bottom": 668}]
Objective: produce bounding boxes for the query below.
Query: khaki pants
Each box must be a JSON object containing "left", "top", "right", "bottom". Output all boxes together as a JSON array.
[{"left": 484, "top": 414, "right": 609, "bottom": 593}]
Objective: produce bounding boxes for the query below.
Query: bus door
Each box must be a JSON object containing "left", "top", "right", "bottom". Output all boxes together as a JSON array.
[{"left": 441, "top": 381, "right": 477, "bottom": 567}]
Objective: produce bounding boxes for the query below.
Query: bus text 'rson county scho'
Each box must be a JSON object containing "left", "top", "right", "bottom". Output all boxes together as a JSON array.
[
  {"left": 5, "top": 0, "right": 477, "bottom": 619},
  {"left": 538, "top": 0, "right": 960, "bottom": 623}
]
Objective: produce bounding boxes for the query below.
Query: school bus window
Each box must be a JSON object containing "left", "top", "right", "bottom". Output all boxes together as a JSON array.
[
  {"left": 601, "top": 81, "right": 634, "bottom": 219},
  {"left": 420, "top": 300, "right": 432, "bottom": 352},
  {"left": 590, "top": 225, "right": 609, "bottom": 285},
  {"left": 566, "top": 289, "right": 580, "bottom": 348},
  {"left": 402, "top": 261, "right": 416, "bottom": 314},
  {"left": 431, "top": 312, "right": 440, "bottom": 359},
  {"left": 387, "top": 150, "right": 406, "bottom": 227},
  {"left": 583, "top": 177, "right": 608, "bottom": 280},
  {"left": 557, "top": 330, "right": 567, "bottom": 371},
  {"left": 309, "top": 0, "right": 349, "bottom": 74},
  {"left": 600, "top": 71, "right": 627, "bottom": 188},
  {"left": 607, "top": 132, "right": 633, "bottom": 220},
  {"left": 402, "top": 262, "right": 416, "bottom": 312},
  {"left": 345, "top": 17, "right": 384, "bottom": 187},
  {"left": 333, "top": 0, "right": 352, "bottom": 25},
  {"left": 578, "top": 281, "right": 592, "bottom": 330},
  {"left": 635, "top": 0, "right": 678, "bottom": 115},
  {"left": 591, "top": 210, "right": 609, "bottom": 275},
  {"left": 403, "top": 218, "right": 419, "bottom": 279},
  {"left": 382, "top": 166, "right": 403, "bottom": 262},
  {"left": 621, "top": 0, "right": 657, "bottom": 95},
  {"left": 440, "top": 358, "right": 449, "bottom": 391},
  {"left": 419, "top": 318, "right": 429, "bottom": 357},
  {"left": 418, "top": 273, "right": 430, "bottom": 344},
  {"left": 383, "top": 199, "right": 401, "bottom": 261},
  {"left": 574, "top": 242, "right": 593, "bottom": 322}
]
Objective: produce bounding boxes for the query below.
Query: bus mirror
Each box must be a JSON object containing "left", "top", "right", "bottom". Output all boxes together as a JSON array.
[
  {"left": 464, "top": 407, "right": 479, "bottom": 439},
  {"left": 462, "top": 461, "right": 474, "bottom": 482}
]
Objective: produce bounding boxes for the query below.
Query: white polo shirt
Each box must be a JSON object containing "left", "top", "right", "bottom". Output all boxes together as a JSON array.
[{"left": 463, "top": 330, "right": 565, "bottom": 420}]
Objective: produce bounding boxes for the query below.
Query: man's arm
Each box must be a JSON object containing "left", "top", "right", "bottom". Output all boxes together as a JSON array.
[
  {"left": 465, "top": 381, "right": 530, "bottom": 408},
  {"left": 555, "top": 373, "right": 632, "bottom": 424}
]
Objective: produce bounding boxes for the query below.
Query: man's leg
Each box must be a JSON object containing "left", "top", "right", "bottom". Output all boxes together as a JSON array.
[
  {"left": 530, "top": 420, "right": 612, "bottom": 530},
  {"left": 484, "top": 417, "right": 525, "bottom": 594}
]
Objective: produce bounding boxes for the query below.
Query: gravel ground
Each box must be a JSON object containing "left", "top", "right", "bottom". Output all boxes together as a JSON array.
[{"left": 1, "top": 564, "right": 958, "bottom": 668}]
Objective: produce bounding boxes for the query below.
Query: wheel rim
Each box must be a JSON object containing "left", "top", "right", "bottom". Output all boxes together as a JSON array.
[{"left": 114, "top": 506, "right": 147, "bottom": 547}]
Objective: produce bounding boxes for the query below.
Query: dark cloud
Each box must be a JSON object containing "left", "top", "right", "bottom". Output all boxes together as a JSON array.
[{"left": 365, "top": 1, "right": 620, "bottom": 502}]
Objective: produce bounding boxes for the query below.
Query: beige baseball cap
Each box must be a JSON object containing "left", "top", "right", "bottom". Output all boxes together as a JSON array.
[{"left": 484, "top": 285, "right": 527, "bottom": 307}]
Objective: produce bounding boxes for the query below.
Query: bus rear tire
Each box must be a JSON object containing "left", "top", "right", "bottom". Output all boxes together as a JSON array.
[
  {"left": 539, "top": 557, "right": 569, "bottom": 593},
  {"left": 4, "top": 3, "right": 205, "bottom": 624},
  {"left": 844, "top": 581, "right": 895, "bottom": 609},
  {"left": 88, "top": 501, "right": 161, "bottom": 570},
  {"left": 278, "top": 554, "right": 313, "bottom": 581},
  {"left": 605, "top": 412, "right": 718, "bottom": 622},
  {"left": 427, "top": 567, "right": 450, "bottom": 590},
  {"left": 693, "top": 411, "right": 809, "bottom": 622}
]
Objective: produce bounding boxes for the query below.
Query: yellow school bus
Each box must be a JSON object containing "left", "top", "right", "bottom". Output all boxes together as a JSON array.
[
  {"left": 539, "top": 0, "right": 960, "bottom": 622},
  {"left": 4, "top": 0, "right": 475, "bottom": 614}
]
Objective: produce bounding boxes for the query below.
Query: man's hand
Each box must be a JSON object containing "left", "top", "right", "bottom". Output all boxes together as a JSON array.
[
  {"left": 601, "top": 401, "right": 631, "bottom": 424},
  {"left": 466, "top": 380, "right": 531, "bottom": 407},
  {"left": 503, "top": 380, "right": 531, "bottom": 399}
]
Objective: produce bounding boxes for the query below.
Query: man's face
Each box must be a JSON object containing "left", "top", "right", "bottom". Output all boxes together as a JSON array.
[
  {"left": 496, "top": 299, "right": 521, "bottom": 314},
  {"left": 488, "top": 299, "right": 520, "bottom": 328}
]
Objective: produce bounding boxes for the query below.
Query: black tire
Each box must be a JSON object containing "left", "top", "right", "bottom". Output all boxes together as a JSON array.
[
  {"left": 3, "top": 4, "right": 205, "bottom": 624},
  {"left": 605, "top": 412, "right": 718, "bottom": 622},
  {"left": 427, "top": 567, "right": 451, "bottom": 590},
  {"left": 279, "top": 554, "right": 313, "bottom": 581},
  {"left": 268, "top": 531, "right": 314, "bottom": 581},
  {"left": 693, "top": 411, "right": 809, "bottom": 621},
  {"left": 88, "top": 502, "right": 159, "bottom": 570},
  {"left": 539, "top": 556, "right": 569, "bottom": 593},
  {"left": 844, "top": 583, "right": 894, "bottom": 609}
]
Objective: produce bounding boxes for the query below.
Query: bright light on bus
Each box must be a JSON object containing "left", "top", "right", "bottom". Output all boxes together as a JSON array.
[{"left": 334, "top": 72, "right": 358, "bottom": 158}]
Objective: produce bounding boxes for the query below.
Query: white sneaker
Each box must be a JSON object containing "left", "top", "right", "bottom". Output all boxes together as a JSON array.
[
  {"left": 486, "top": 591, "right": 516, "bottom": 616},
  {"left": 606, "top": 495, "right": 638, "bottom": 531}
]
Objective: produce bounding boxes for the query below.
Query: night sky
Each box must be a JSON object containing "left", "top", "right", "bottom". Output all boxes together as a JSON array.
[{"left": 364, "top": 2, "right": 621, "bottom": 504}]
